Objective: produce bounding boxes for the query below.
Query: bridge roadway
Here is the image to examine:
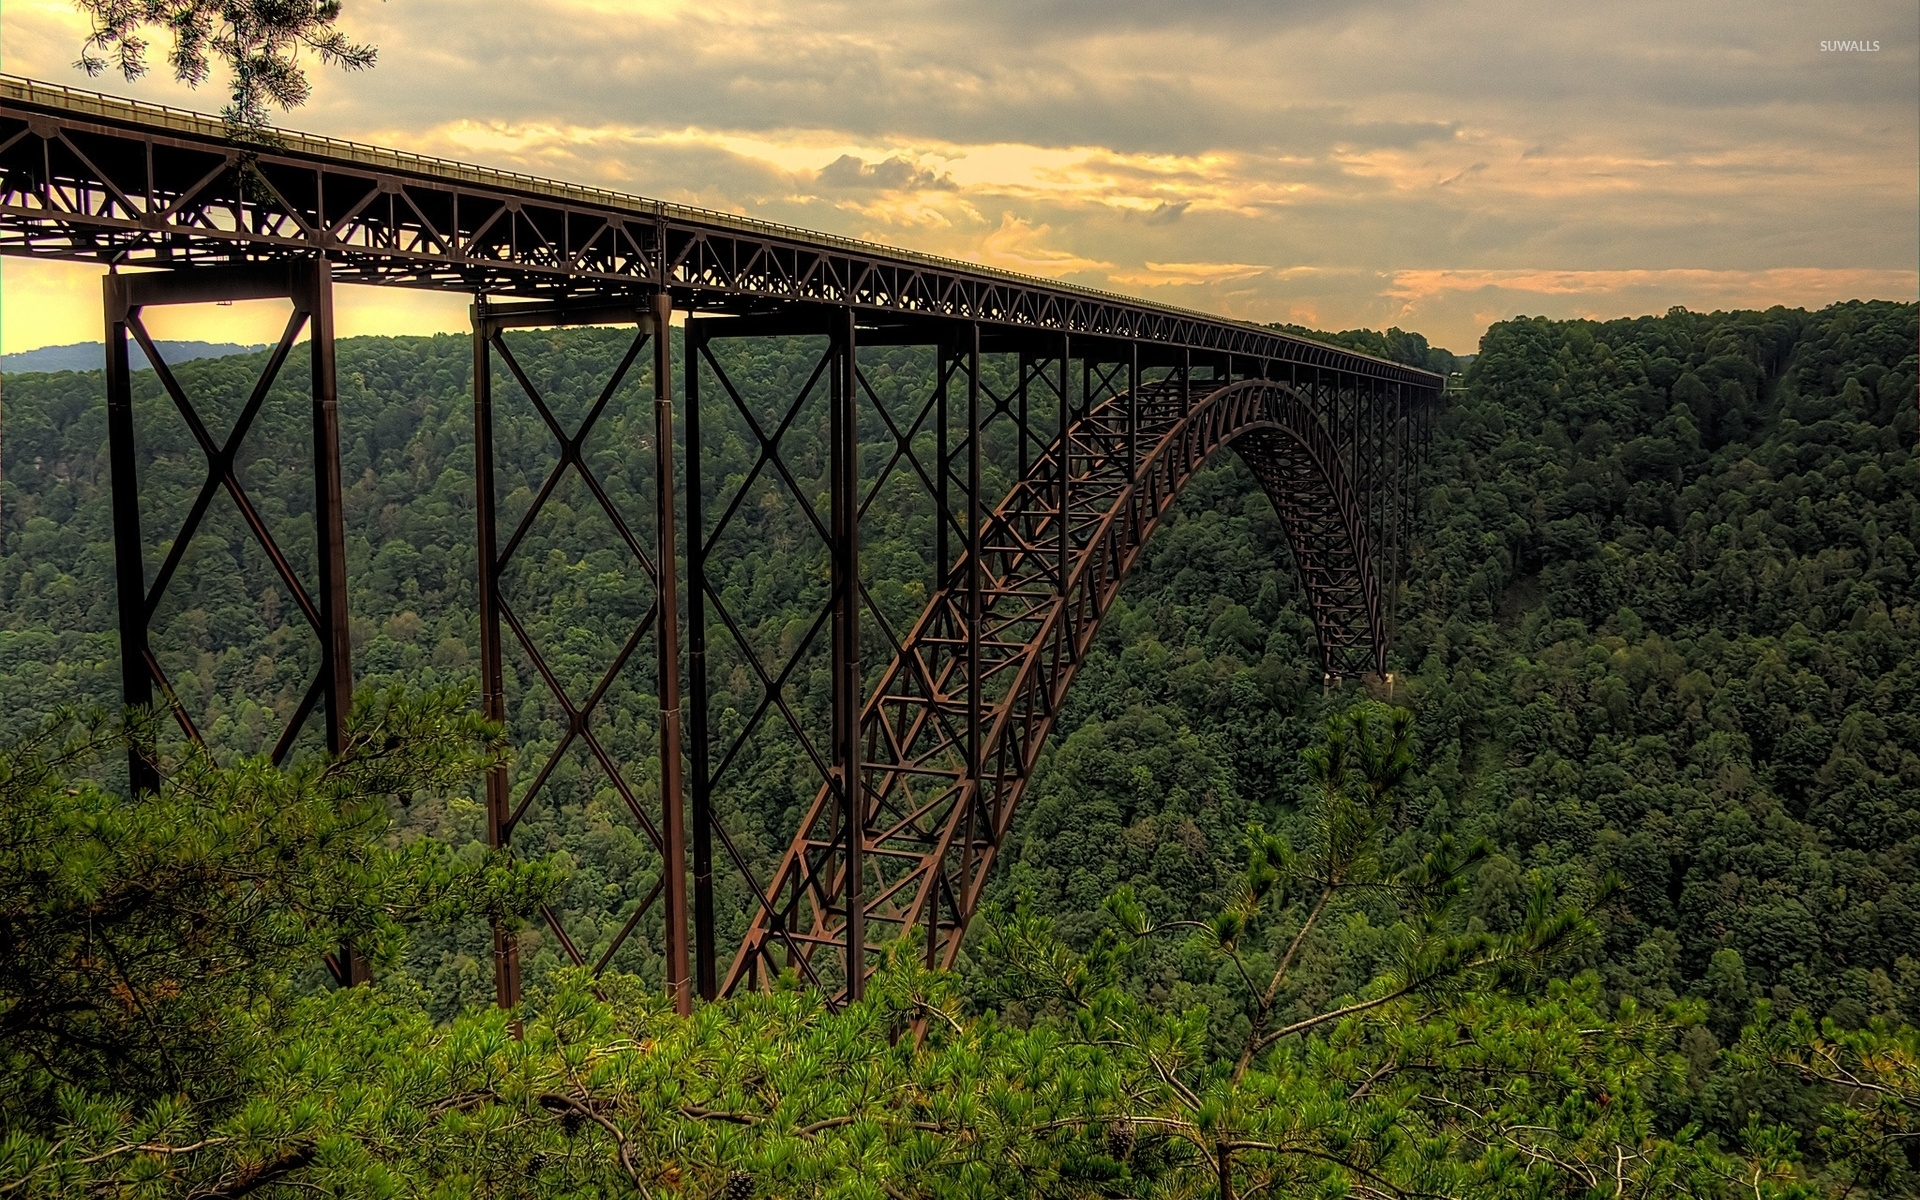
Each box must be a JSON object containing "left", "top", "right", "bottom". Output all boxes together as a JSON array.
[{"left": 0, "top": 75, "right": 1441, "bottom": 1009}]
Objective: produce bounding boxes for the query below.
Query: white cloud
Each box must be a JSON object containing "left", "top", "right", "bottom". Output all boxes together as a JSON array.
[
  {"left": 1107, "top": 262, "right": 1276, "bottom": 287},
  {"left": 977, "top": 214, "right": 1113, "bottom": 278}
]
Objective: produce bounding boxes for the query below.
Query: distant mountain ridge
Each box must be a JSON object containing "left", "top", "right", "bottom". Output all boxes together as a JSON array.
[{"left": 0, "top": 340, "right": 264, "bottom": 376}]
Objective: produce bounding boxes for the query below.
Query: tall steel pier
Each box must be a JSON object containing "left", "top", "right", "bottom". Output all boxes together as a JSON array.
[{"left": 0, "top": 76, "right": 1440, "bottom": 1008}]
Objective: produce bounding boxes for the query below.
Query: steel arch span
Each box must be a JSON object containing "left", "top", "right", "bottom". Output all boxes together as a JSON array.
[{"left": 726, "top": 376, "right": 1397, "bottom": 1000}]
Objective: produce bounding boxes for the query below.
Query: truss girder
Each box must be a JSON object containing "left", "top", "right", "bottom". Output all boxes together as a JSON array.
[
  {"left": 724, "top": 378, "right": 1390, "bottom": 1001},
  {"left": 0, "top": 76, "right": 1438, "bottom": 385}
]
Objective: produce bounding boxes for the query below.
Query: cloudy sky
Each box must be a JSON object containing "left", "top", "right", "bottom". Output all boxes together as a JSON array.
[{"left": 1, "top": 0, "right": 1914, "bottom": 354}]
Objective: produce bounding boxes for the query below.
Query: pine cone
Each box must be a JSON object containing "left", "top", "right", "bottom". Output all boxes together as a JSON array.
[
  {"left": 560, "top": 1109, "right": 584, "bottom": 1137},
  {"left": 722, "top": 1170, "right": 755, "bottom": 1200},
  {"left": 1104, "top": 1118, "right": 1136, "bottom": 1161}
]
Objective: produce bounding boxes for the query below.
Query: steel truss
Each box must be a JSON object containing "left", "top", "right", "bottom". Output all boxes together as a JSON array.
[
  {"left": 0, "top": 75, "right": 1432, "bottom": 384},
  {"left": 472, "top": 293, "right": 692, "bottom": 1012},
  {"left": 102, "top": 258, "right": 363, "bottom": 986},
  {"left": 721, "top": 347, "right": 1429, "bottom": 1000},
  {"left": 0, "top": 75, "right": 1442, "bottom": 1008}
]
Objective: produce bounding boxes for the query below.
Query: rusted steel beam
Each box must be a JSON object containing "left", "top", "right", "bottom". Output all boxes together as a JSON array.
[
  {"left": 102, "top": 276, "right": 154, "bottom": 795},
  {"left": 832, "top": 310, "right": 865, "bottom": 1001},
  {"left": 685, "top": 318, "right": 718, "bottom": 1001},
  {"left": 306, "top": 262, "right": 353, "bottom": 760},
  {"left": 655, "top": 291, "right": 691, "bottom": 1015},
  {"left": 471, "top": 296, "right": 520, "bottom": 1010}
]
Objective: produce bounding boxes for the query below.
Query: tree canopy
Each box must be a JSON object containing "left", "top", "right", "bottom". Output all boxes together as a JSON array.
[
  {"left": 72, "top": 0, "right": 376, "bottom": 132},
  {"left": 10, "top": 695, "right": 1906, "bottom": 1199}
]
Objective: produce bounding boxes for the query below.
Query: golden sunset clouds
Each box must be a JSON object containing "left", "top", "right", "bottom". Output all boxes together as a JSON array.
[{"left": 1, "top": 0, "right": 1914, "bottom": 353}]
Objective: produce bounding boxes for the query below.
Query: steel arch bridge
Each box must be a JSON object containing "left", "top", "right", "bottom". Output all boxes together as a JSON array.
[{"left": 0, "top": 75, "right": 1440, "bottom": 1008}]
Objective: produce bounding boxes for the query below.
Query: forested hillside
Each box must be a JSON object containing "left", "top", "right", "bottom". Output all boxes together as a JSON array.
[
  {"left": 973, "top": 300, "right": 1920, "bottom": 1151},
  {"left": 1412, "top": 301, "right": 1919, "bottom": 1031},
  {"left": 2, "top": 299, "right": 1916, "bottom": 1195}
]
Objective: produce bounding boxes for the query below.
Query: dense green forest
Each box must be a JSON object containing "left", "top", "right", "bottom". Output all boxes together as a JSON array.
[{"left": 1, "top": 299, "right": 1915, "bottom": 1196}]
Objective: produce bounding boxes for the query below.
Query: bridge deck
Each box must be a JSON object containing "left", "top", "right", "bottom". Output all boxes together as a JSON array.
[{"left": 0, "top": 74, "right": 1436, "bottom": 387}]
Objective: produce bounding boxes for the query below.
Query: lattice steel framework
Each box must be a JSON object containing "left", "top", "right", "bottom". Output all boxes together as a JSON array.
[
  {"left": 100, "top": 258, "right": 365, "bottom": 987},
  {"left": 0, "top": 75, "right": 1433, "bottom": 386},
  {"left": 0, "top": 75, "right": 1442, "bottom": 1008},
  {"left": 718, "top": 351, "right": 1433, "bottom": 1001},
  {"left": 471, "top": 294, "right": 692, "bottom": 1012}
]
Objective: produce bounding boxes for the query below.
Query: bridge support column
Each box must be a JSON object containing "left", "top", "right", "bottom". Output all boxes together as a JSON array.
[
  {"left": 104, "top": 258, "right": 358, "bottom": 980},
  {"left": 471, "top": 297, "right": 519, "bottom": 1012},
  {"left": 104, "top": 260, "right": 353, "bottom": 774},
  {"left": 104, "top": 279, "right": 154, "bottom": 796},
  {"left": 685, "top": 319, "right": 718, "bottom": 1002},
  {"left": 961, "top": 324, "right": 984, "bottom": 968},
  {"left": 472, "top": 295, "right": 680, "bottom": 1013},
  {"left": 654, "top": 292, "right": 692, "bottom": 1016},
  {"left": 1058, "top": 336, "right": 1071, "bottom": 600},
  {"left": 831, "top": 310, "right": 865, "bottom": 1000}
]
